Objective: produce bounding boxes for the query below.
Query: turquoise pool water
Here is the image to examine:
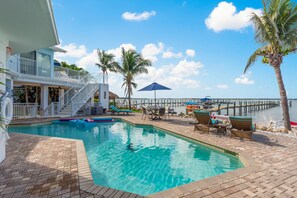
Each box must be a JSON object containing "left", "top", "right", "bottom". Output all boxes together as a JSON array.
[{"left": 8, "top": 121, "right": 243, "bottom": 195}]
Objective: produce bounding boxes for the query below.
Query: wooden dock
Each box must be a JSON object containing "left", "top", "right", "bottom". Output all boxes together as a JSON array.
[{"left": 115, "top": 98, "right": 294, "bottom": 116}]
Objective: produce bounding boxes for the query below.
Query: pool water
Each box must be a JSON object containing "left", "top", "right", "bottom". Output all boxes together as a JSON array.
[{"left": 9, "top": 121, "right": 243, "bottom": 195}]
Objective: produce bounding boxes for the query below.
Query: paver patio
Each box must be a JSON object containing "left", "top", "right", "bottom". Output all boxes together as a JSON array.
[{"left": 2, "top": 114, "right": 297, "bottom": 198}]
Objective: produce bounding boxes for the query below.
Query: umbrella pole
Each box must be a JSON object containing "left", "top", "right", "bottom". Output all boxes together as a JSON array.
[{"left": 154, "top": 90, "right": 156, "bottom": 108}]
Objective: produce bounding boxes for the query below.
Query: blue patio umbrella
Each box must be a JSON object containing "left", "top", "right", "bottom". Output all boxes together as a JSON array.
[{"left": 138, "top": 82, "right": 171, "bottom": 107}]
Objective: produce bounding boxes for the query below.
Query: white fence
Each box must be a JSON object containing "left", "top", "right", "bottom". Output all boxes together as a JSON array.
[
  {"left": 13, "top": 103, "right": 39, "bottom": 119},
  {"left": 13, "top": 103, "right": 61, "bottom": 119}
]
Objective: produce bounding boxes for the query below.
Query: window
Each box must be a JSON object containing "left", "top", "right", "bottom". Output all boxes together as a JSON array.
[
  {"left": 37, "top": 53, "right": 51, "bottom": 77},
  {"left": 20, "top": 51, "right": 36, "bottom": 60}
]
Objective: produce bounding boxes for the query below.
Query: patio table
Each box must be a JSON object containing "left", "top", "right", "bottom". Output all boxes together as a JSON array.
[{"left": 147, "top": 106, "right": 164, "bottom": 120}]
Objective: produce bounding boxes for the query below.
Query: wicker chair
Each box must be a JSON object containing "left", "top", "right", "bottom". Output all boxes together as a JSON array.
[{"left": 229, "top": 116, "right": 255, "bottom": 140}]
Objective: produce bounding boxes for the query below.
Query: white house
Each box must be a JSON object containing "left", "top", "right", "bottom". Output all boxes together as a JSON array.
[
  {"left": 0, "top": 0, "right": 110, "bottom": 164},
  {"left": 6, "top": 46, "right": 96, "bottom": 118},
  {"left": 0, "top": 0, "right": 60, "bottom": 163}
]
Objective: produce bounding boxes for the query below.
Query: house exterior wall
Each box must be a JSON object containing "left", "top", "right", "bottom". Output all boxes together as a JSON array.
[{"left": 0, "top": 33, "right": 9, "bottom": 163}]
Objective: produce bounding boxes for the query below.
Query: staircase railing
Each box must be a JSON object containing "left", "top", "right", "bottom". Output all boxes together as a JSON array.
[
  {"left": 71, "top": 75, "right": 99, "bottom": 116},
  {"left": 57, "top": 74, "right": 92, "bottom": 112}
]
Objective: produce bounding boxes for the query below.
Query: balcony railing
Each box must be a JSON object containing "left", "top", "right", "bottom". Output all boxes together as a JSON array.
[
  {"left": 7, "top": 56, "right": 89, "bottom": 83},
  {"left": 54, "top": 66, "right": 87, "bottom": 81},
  {"left": 19, "top": 57, "right": 37, "bottom": 75}
]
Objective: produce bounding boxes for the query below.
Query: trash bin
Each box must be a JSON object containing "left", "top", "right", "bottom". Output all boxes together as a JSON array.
[{"left": 91, "top": 106, "right": 103, "bottom": 115}]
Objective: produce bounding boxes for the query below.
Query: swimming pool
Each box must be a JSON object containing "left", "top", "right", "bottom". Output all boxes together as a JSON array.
[{"left": 8, "top": 120, "right": 244, "bottom": 196}]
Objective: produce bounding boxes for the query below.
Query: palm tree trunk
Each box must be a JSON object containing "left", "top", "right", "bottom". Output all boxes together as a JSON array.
[
  {"left": 273, "top": 66, "right": 291, "bottom": 131},
  {"left": 128, "top": 91, "right": 131, "bottom": 110}
]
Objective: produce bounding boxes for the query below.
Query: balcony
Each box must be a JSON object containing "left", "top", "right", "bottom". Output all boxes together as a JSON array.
[
  {"left": 7, "top": 56, "right": 88, "bottom": 84},
  {"left": 54, "top": 66, "right": 86, "bottom": 81}
]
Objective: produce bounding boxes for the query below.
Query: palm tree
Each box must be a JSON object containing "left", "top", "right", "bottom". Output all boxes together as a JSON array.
[
  {"left": 115, "top": 48, "right": 152, "bottom": 109},
  {"left": 245, "top": 0, "right": 297, "bottom": 130},
  {"left": 96, "top": 49, "right": 118, "bottom": 83}
]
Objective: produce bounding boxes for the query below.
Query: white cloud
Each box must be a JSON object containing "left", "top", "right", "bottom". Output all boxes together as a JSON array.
[
  {"left": 171, "top": 59, "right": 203, "bottom": 78},
  {"left": 162, "top": 51, "right": 182, "bottom": 59},
  {"left": 141, "top": 42, "right": 164, "bottom": 62},
  {"left": 107, "top": 43, "right": 136, "bottom": 61},
  {"left": 76, "top": 49, "right": 98, "bottom": 71},
  {"left": 53, "top": 42, "right": 204, "bottom": 94},
  {"left": 136, "top": 59, "right": 203, "bottom": 89},
  {"left": 186, "top": 49, "right": 195, "bottom": 57},
  {"left": 205, "top": 1, "right": 262, "bottom": 32},
  {"left": 55, "top": 43, "right": 87, "bottom": 60},
  {"left": 217, "top": 84, "right": 229, "bottom": 89},
  {"left": 122, "top": 11, "right": 156, "bottom": 22},
  {"left": 235, "top": 73, "right": 255, "bottom": 85}
]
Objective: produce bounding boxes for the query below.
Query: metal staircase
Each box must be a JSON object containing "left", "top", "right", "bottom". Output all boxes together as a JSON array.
[{"left": 44, "top": 74, "right": 99, "bottom": 117}]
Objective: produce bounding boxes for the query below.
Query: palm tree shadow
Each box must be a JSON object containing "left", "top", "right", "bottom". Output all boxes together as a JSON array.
[{"left": 252, "top": 133, "right": 286, "bottom": 147}]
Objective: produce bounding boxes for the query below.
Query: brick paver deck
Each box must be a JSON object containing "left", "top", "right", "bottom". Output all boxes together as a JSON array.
[{"left": 2, "top": 114, "right": 297, "bottom": 198}]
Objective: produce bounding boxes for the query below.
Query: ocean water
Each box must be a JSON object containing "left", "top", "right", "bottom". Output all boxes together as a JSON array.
[{"left": 8, "top": 121, "right": 243, "bottom": 196}]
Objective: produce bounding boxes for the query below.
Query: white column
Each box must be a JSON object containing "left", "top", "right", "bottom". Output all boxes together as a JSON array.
[
  {"left": 99, "top": 83, "right": 109, "bottom": 110},
  {"left": 40, "top": 85, "right": 49, "bottom": 114},
  {"left": 59, "top": 88, "right": 64, "bottom": 107}
]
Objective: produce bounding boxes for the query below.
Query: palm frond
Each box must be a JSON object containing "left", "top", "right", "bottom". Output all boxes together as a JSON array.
[{"left": 245, "top": 48, "right": 264, "bottom": 73}]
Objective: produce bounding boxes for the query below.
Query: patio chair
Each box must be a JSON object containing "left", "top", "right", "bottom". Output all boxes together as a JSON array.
[
  {"left": 193, "top": 110, "right": 228, "bottom": 134},
  {"left": 141, "top": 106, "right": 152, "bottom": 120},
  {"left": 157, "top": 107, "right": 166, "bottom": 119},
  {"left": 229, "top": 116, "right": 255, "bottom": 140},
  {"left": 110, "top": 105, "right": 132, "bottom": 115},
  {"left": 166, "top": 106, "right": 177, "bottom": 119}
]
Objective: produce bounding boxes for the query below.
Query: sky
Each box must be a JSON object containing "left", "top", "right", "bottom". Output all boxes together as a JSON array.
[{"left": 52, "top": 0, "right": 297, "bottom": 99}]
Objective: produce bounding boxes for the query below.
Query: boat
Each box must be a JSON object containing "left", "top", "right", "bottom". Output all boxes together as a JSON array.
[
  {"left": 200, "top": 96, "right": 214, "bottom": 109},
  {"left": 290, "top": 121, "right": 297, "bottom": 127},
  {"left": 185, "top": 101, "right": 199, "bottom": 113}
]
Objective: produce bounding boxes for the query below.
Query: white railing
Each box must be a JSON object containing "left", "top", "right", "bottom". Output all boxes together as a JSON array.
[
  {"left": 19, "top": 57, "right": 37, "bottom": 75},
  {"left": 71, "top": 82, "right": 99, "bottom": 116},
  {"left": 54, "top": 66, "right": 88, "bottom": 81},
  {"left": 57, "top": 74, "right": 94, "bottom": 112},
  {"left": 13, "top": 103, "right": 39, "bottom": 119}
]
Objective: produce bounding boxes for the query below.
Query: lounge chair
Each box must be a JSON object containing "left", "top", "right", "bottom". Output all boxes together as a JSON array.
[
  {"left": 193, "top": 110, "right": 227, "bottom": 134},
  {"left": 229, "top": 116, "right": 255, "bottom": 140},
  {"left": 110, "top": 105, "right": 132, "bottom": 115}
]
